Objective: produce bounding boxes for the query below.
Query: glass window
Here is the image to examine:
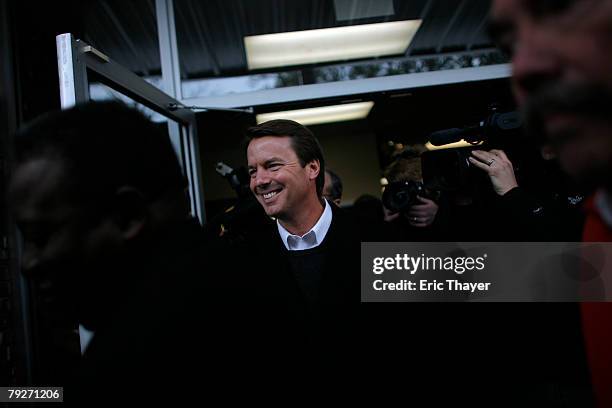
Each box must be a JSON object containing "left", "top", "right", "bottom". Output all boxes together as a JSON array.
[
  {"left": 172, "top": 0, "right": 505, "bottom": 99},
  {"left": 81, "top": 0, "right": 162, "bottom": 87}
]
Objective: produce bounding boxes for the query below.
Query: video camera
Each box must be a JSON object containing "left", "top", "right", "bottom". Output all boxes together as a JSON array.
[
  {"left": 215, "top": 162, "right": 251, "bottom": 199},
  {"left": 207, "top": 162, "right": 269, "bottom": 242},
  {"left": 422, "top": 108, "right": 523, "bottom": 192},
  {"left": 427, "top": 111, "right": 522, "bottom": 147}
]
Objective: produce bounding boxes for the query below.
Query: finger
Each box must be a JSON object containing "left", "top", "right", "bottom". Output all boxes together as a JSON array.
[
  {"left": 490, "top": 149, "right": 511, "bottom": 163},
  {"left": 416, "top": 195, "right": 434, "bottom": 204},
  {"left": 471, "top": 150, "right": 492, "bottom": 160},
  {"left": 470, "top": 150, "right": 496, "bottom": 165},
  {"left": 468, "top": 156, "right": 492, "bottom": 172},
  {"left": 410, "top": 204, "right": 432, "bottom": 211}
]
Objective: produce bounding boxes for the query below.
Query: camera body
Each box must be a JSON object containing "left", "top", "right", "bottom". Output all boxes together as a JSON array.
[
  {"left": 382, "top": 180, "right": 440, "bottom": 213},
  {"left": 382, "top": 180, "right": 424, "bottom": 213}
]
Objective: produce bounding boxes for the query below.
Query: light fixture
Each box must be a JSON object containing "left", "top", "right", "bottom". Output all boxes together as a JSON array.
[
  {"left": 425, "top": 141, "right": 484, "bottom": 151},
  {"left": 256, "top": 101, "right": 374, "bottom": 126},
  {"left": 244, "top": 20, "right": 422, "bottom": 70}
]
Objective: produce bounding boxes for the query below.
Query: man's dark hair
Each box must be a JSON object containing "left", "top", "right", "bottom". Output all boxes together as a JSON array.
[
  {"left": 245, "top": 119, "right": 326, "bottom": 196},
  {"left": 325, "top": 169, "right": 343, "bottom": 201},
  {"left": 14, "top": 101, "right": 187, "bottom": 207}
]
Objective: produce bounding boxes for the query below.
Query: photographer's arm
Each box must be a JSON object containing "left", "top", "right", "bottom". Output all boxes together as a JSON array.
[
  {"left": 468, "top": 149, "right": 584, "bottom": 240},
  {"left": 469, "top": 149, "right": 518, "bottom": 196}
]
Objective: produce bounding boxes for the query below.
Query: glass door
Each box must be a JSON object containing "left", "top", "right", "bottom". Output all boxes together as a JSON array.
[{"left": 56, "top": 33, "right": 205, "bottom": 223}]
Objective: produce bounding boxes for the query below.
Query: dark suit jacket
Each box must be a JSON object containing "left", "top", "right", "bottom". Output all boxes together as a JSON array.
[{"left": 213, "top": 202, "right": 594, "bottom": 405}]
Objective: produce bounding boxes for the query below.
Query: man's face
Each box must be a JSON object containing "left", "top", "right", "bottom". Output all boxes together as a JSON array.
[
  {"left": 247, "top": 136, "right": 318, "bottom": 221},
  {"left": 9, "top": 158, "right": 122, "bottom": 326},
  {"left": 490, "top": 0, "right": 612, "bottom": 187}
]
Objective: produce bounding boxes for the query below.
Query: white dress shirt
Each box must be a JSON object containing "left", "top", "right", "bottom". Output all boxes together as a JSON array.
[{"left": 277, "top": 199, "right": 333, "bottom": 251}]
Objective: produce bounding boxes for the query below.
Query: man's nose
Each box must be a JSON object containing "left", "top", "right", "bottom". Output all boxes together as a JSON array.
[
  {"left": 511, "top": 25, "right": 562, "bottom": 105},
  {"left": 253, "top": 170, "right": 271, "bottom": 189}
]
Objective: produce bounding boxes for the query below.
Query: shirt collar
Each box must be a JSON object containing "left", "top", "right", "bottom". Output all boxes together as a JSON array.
[{"left": 277, "top": 199, "right": 333, "bottom": 251}]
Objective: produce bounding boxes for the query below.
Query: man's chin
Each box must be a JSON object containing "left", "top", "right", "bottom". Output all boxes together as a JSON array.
[
  {"left": 258, "top": 198, "right": 282, "bottom": 217},
  {"left": 263, "top": 206, "right": 282, "bottom": 218}
]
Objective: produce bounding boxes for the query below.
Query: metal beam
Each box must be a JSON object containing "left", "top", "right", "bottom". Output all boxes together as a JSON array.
[
  {"left": 155, "top": 0, "right": 183, "bottom": 99},
  {"left": 155, "top": 1, "right": 206, "bottom": 223},
  {"left": 56, "top": 34, "right": 90, "bottom": 108},
  {"left": 156, "top": 0, "right": 188, "bottom": 175},
  {"left": 181, "top": 64, "right": 511, "bottom": 109},
  {"left": 80, "top": 40, "right": 190, "bottom": 123}
]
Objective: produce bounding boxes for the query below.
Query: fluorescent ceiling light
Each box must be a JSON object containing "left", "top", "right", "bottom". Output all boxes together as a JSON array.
[
  {"left": 244, "top": 20, "right": 422, "bottom": 70},
  {"left": 256, "top": 101, "right": 374, "bottom": 126},
  {"left": 425, "top": 141, "right": 484, "bottom": 151}
]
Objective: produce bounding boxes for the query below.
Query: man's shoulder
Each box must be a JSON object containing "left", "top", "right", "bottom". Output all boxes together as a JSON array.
[{"left": 328, "top": 204, "right": 355, "bottom": 231}]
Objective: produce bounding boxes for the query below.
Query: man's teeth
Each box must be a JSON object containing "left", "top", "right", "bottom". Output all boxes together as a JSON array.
[{"left": 263, "top": 191, "right": 278, "bottom": 199}]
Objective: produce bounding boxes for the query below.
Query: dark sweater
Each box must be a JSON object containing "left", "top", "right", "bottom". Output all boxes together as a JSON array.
[{"left": 286, "top": 244, "right": 327, "bottom": 306}]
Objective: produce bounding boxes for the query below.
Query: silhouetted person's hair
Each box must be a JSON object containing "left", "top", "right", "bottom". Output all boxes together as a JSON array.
[
  {"left": 325, "top": 169, "right": 343, "bottom": 202},
  {"left": 15, "top": 101, "right": 187, "bottom": 207},
  {"left": 245, "top": 119, "right": 326, "bottom": 196},
  {"left": 384, "top": 157, "right": 423, "bottom": 183}
]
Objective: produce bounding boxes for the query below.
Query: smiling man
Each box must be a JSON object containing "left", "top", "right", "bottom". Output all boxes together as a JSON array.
[
  {"left": 247, "top": 120, "right": 327, "bottom": 241},
  {"left": 242, "top": 119, "right": 360, "bottom": 391},
  {"left": 245, "top": 119, "right": 358, "bottom": 307}
]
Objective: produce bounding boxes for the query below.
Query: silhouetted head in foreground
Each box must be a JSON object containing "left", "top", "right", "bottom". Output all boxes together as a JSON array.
[{"left": 9, "top": 101, "right": 190, "bottom": 329}]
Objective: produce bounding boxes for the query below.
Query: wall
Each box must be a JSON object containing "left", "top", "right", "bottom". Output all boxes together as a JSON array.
[{"left": 313, "top": 121, "right": 381, "bottom": 205}]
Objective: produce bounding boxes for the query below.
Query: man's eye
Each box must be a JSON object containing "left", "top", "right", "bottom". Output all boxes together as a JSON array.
[
  {"left": 248, "top": 169, "right": 256, "bottom": 177},
  {"left": 269, "top": 163, "right": 281, "bottom": 170}
]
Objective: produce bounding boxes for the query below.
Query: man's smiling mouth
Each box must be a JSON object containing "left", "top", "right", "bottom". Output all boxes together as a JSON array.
[{"left": 260, "top": 188, "right": 283, "bottom": 201}]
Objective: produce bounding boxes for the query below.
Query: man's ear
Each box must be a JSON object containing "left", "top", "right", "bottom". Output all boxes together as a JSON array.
[
  {"left": 112, "top": 186, "right": 147, "bottom": 240},
  {"left": 307, "top": 160, "right": 320, "bottom": 181}
]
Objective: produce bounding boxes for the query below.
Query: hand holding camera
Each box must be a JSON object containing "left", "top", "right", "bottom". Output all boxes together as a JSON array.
[{"left": 468, "top": 149, "right": 518, "bottom": 196}]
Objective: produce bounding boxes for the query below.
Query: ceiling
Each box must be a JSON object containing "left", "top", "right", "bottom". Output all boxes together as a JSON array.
[{"left": 79, "top": 0, "right": 497, "bottom": 79}]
